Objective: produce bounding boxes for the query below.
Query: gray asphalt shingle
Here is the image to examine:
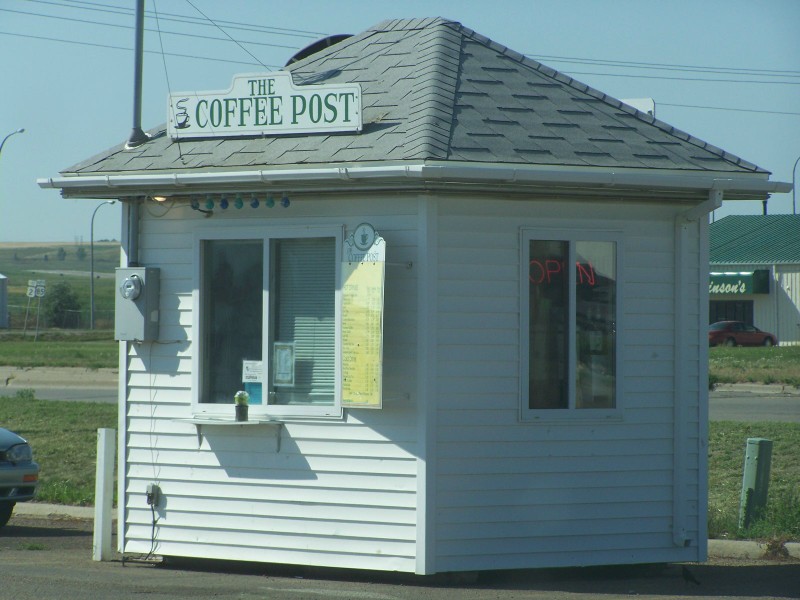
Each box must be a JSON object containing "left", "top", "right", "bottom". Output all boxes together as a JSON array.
[{"left": 63, "top": 17, "right": 768, "bottom": 177}]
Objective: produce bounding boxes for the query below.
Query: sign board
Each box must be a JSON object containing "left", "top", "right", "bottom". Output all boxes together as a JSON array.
[
  {"left": 272, "top": 342, "right": 296, "bottom": 387},
  {"left": 709, "top": 270, "right": 770, "bottom": 295},
  {"left": 242, "top": 360, "right": 263, "bottom": 405},
  {"left": 241, "top": 360, "right": 262, "bottom": 383},
  {"left": 341, "top": 224, "right": 385, "bottom": 409},
  {"left": 168, "top": 71, "right": 362, "bottom": 139},
  {"left": 27, "top": 279, "right": 46, "bottom": 298}
]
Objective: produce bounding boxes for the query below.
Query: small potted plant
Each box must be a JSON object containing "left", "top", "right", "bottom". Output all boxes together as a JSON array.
[{"left": 234, "top": 390, "right": 249, "bottom": 422}]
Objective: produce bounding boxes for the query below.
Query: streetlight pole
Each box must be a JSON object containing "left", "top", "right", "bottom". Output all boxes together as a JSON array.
[
  {"left": 90, "top": 200, "right": 116, "bottom": 329},
  {"left": 0, "top": 128, "right": 24, "bottom": 157}
]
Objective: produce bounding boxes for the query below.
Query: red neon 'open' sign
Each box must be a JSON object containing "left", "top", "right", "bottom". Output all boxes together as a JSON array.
[{"left": 529, "top": 259, "right": 596, "bottom": 286}]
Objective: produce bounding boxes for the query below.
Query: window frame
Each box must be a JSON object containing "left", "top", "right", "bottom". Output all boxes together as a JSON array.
[
  {"left": 519, "top": 227, "right": 623, "bottom": 422},
  {"left": 191, "top": 225, "right": 343, "bottom": 420}
]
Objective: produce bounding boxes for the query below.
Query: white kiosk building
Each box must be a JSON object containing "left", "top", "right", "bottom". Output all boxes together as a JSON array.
[{"left": 39, "top": 18, "right": 790, "bottom": 574}]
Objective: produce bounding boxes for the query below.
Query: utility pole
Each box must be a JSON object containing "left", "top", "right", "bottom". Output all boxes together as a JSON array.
[{"left": 127, "top": 0, "right": 148, "bottom": 148}]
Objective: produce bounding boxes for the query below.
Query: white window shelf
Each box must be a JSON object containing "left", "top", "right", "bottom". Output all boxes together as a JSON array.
[{"left": 175, "top": 418, "right": 282, "bottom": 451}]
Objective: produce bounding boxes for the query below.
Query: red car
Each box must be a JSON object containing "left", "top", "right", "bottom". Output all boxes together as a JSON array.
[{"left": 708, "top": 321, "right": 777, "bottom": 347}]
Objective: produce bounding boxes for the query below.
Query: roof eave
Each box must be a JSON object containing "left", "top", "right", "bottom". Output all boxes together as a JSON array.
[{"left": 37, "top": 162, "right": 791, "bottom": 201}]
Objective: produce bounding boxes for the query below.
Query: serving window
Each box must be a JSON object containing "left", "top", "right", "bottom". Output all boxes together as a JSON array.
[
  {"left": 521, "top": 229, "right": 620, "bottom": 420},
  {"left": 193, "top": 226, "right": 342, "bottom": 419}
]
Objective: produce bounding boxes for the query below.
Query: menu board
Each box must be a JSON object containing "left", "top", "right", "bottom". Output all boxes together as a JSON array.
[{"left": 342, "top": 224, "right": 385, "bottom": 408}]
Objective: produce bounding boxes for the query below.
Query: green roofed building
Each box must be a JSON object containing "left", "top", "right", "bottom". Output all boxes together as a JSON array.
[{"left": 710, "top": 214, "right": 800, "bottom": 345}]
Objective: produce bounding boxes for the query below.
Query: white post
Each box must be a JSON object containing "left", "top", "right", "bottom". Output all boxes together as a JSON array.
[{"left": 93, "top": 428, "right": 116, "bottom": 561}]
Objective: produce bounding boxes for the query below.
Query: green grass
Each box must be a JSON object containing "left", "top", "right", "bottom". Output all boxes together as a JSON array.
[
  {"left": 0, "top": 333, "right": 117, "bottom": 368},
  {"left": 0, "top": 390, "right": 117, "bottom": 505},
  {"left": 709, "top": 345, "right": 800, "bottom": 388},
  {"left": 708, "top": 421, "right": 800, "bottom": 542}
]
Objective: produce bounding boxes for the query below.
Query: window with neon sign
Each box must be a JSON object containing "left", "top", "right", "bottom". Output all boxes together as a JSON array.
[{"left": 523, "top": 234, "right": 618, "bottom": 414}]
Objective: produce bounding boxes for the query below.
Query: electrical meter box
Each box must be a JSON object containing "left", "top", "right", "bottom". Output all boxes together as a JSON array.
[{"left": 115, "top": 267, "right": 160, "bottom": 341}]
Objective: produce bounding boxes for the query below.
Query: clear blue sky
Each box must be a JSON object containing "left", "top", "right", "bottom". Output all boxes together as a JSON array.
[{"left": 2, "top": 0, "right": 798, "bottom": 242}]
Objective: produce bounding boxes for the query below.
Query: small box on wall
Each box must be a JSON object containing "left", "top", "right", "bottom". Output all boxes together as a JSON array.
[{"left": 115, "top": 267, "right": 160, "bottom": 341}]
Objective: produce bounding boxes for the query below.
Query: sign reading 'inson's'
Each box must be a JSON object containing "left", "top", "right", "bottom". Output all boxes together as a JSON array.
[{"left": 167, "top": 71, "right": 362, "bottom": 139}]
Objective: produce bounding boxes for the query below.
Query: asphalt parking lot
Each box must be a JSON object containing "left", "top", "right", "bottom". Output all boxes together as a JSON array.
[{"left": 2, "top": 513, "right": 799, "bottom": 600}]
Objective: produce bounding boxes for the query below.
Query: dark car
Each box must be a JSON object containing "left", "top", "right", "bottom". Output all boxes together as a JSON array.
[
  {"left": 709, "top": 321, "right": 778, "bottom": 347},
  {"left": 0, "top": 427, "right": 39, "bottom": 527}
]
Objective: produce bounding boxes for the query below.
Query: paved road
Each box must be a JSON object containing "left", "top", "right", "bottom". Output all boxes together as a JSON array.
[
  {"left": 7, "top": 383, "right": 800, "bottom": 422},
  {"left": 3, "top": 366, "right": 799, "bottom": 421},
  {"left": 0, "top": 367, "right": 117, "bottom": 403},
  {"left": 2, "top": 515, "right": 799, "bottom": 600},
  {"left": 710, "top": 384, "right": 800, "bottom": 423},
  {"left": 12, "top": 386, "right": 117, "bottom": 403}
]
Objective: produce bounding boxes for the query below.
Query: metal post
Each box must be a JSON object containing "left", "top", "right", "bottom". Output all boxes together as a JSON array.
[
  {"left": 90, "top": 200, "right": 115, "bottom": 329},
  {"left": 127, "top": 0, "right": 149, "bottom": 147},
  {"left": 738, "top": 437, "right": 773, "bottom": 529},
  {"left": 34, "top": 294, "right": 41, "bottom": 342},
  {"left": 23, "top": 297, "right": 30, "bottom": 336},
  {"left": 93, "top": 428, "right": 116, "bottom": 561}
]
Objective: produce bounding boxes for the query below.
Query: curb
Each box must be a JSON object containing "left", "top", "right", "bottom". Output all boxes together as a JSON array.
[
  {"left": 711, "top": 382, "right": 800, "bottom": 396},
  {"left": 708, "top": 539, "right": 800, "bottom": 560},
  {"left": 14, "top": 502, "right": 116, "bottom": 520},
  {"left": 13, "top": 504, "right": 799, "bottom": 561}
]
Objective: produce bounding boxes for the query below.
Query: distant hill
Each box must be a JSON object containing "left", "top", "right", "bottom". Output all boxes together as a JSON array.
[{"left": 0, "top": 241, "right": 120, "bottom": 331}]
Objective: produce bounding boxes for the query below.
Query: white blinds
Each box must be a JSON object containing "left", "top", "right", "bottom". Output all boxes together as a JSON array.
[{"left": 270, "top": 237, "right": 335, "bottom": 405}]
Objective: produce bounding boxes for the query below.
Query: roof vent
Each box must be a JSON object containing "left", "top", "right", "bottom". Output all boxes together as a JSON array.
[
  {"left": 285, "top": 34, "right": 352, "bottom": 66},
  {"left": 621, "top": 98, "right": 656, "bottom": 117}
]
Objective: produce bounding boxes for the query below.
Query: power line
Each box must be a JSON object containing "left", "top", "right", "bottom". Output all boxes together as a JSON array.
[
  {"left": 565, "top": 70, "right": 800, "bottom": 86},
  {"left": 660, "top": 102, "right": 800, "bottom": 117},
  {"left": 0, "top": 30, "right": 279, "bottom": 68},
  {"left": 0, "top": 7, "right": 302, "bottom": 51},
  {"left": 182, "top": 0, "right": 267, "bottom": 68},
  {"left": 4, "top": 28, "right": 794, "bottom": 120},
  {"left": 11, "top": 2, "right": 799, "bottom": 85},
  {"left": 27, "top": 0, "right": 326, "bottom": 39},
  {"left": 528, "top": 53, "right": 800, "bottom": 78},
  {"left": 4, "top": 3, "right": 799, "bottom": 118}
]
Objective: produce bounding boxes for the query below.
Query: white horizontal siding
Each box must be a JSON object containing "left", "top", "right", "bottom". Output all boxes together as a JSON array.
[
  {"left": 126, "top": 483, "right": 415, "bottom": 522},
  {"left": 127, "top": 463, "right": 417, "bottom": 498},
  {"left": 776, "top": 267, "right": 800, "bottom": 345},
  {"left": 432, "top": 197, "right": 702, "bottom": 571},
  {"left": 127, "top": 509, "right": 416, "bottom": 542},
  {"left": 123, "top": 538, "right": 414, "bottom": 572},
  {"left": 128, "top": 444, "right": 417, "bottom": 475},
  {"left": 122, "top": 195, "right": 422, "bottom": 572}
]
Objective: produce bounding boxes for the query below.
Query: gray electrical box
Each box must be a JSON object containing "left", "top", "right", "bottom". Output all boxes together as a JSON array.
[{"left": 115, "top": 267, "right": 160, "bottom": 341}]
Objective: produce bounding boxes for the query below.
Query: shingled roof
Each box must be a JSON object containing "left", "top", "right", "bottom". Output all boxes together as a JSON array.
[
  {"left": 710, "top": 215, "right": 800, "bottom": 265},
  {"left": 65, "top": 17, "right": 768, "bottom": 179}
]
